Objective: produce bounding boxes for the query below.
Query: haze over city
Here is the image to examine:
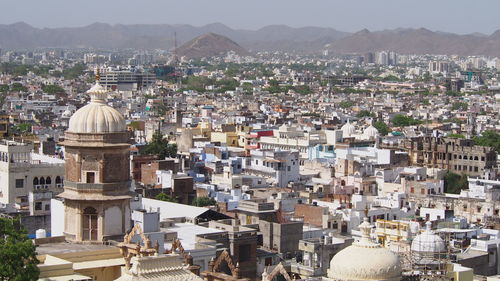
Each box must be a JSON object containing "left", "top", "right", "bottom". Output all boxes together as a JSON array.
[
  {"left": 2, "top": 0, "right": 500, "bottom": 34},
  {"left": 0, "top": 1, "right": 499, "bottom": 281}
]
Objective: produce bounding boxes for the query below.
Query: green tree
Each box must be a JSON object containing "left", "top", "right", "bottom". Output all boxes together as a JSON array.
[
  {"left": 373, "top": 121, "right": 391, "bottom": 136},
  {"left": 13, "top": 123, "right": 32, "bottom": 135},
  {"left": 0, "top": 217, "right": 40, "bottom": 281},
  {"left": 451, "top": 102, "right": 468, "bottom": 111},
  {"left": 192, "top": 197, "right": 216, "bottom": 207},
  {"left": 356, "top": 110, "right": 375, "bottom": 118},
  {"left": 447, "top": 133, "right": 465, "bottom": 139},
  {"left": 62, "top": 64, "right": 86, "bottom": 80},
  {"left": 391, "top": 115, "right": 422, "bottom": 127},
  {"left": 339, "top": 101, "right": 354, "bottom": 109},
  {"left": 10, "top": 83, "right": 27, "bottom": 92},
  {"left": 443, "top": 172, "right": 468, "bottom": 194},
  {"left": 143, "top": 130, "right": 177, "bottom": 159},
  {"left": 473, "top": 130, "right": 500, "bottom": 153},
  {"left": 41, "top": 84, "right": 65, "bottom": 95},
  {"left": 155, "top": 193, "right": 178, "bottom": 203}
]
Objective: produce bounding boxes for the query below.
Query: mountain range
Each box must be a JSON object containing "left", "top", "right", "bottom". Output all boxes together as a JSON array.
[
  {"left": 1, "top": 22, "right": 499, "bottom": 57},
  {"left": 175, "top": 33, "right": 250, "bottom": 59}
]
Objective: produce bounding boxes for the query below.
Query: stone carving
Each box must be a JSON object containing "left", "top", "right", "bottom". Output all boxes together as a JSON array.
[
  {"left": 262, "top": 262, "right": 293, "bottom": 281},
  {"left": 209, "top": 249, "right": 240, "bottom": 278},
  {"left": 118, "top": 224, "right": 158, "bottom": 269}
]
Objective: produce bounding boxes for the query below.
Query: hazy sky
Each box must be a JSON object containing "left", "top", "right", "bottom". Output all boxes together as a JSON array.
[{"left": 2, "top": 0, "right": 499, "bottom": 34}]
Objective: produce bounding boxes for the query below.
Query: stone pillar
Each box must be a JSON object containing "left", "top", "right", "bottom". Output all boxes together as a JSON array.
[{"left": 75, "top": 203, "right": 82, "bottom": 241}]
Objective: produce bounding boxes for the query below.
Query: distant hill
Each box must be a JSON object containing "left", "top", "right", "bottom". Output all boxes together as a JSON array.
[
  {"left": 326, "top": 28, "right": 500, "bottom": 57},
  {"left": 175, "top": 33, "right": 249, "bottom": 59},
  {"left": 0, "top": 22, "right": 348, "bottom": 53},
  {"left": 0, "top": 22, "right": 499, "bottom": 56}
]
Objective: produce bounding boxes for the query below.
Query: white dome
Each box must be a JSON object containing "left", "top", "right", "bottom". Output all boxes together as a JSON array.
[
  {"left": 61, "top": 109, "right": 73, "bottom": 118},
  {"left": 68, "top": 82, "right": 126, "bottom": 134},
  {"left": 411, "top": 221, "right": 445, "bottom": 253},
  {"left": 328, "top": 218, "right": 402, "bottom": 281},
  {"left": 363, "top": 124, "right": 379, "bottom": 139},
  {"left": 341, "top": 120, "right": 356, "bottom": 137}
]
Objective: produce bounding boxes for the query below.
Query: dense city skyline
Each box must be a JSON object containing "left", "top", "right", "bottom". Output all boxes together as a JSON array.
[{"left": 2, "top": 0, "right": 500, "bottom": 34}]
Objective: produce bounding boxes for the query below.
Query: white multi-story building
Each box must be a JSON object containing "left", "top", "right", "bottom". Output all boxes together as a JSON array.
[
  {"left": 460, "top": 176, "right": 500, "bottom": 201},
  {"left": 375, "top": 166, "right": 444, "bottom": 196},
  {"left": 243, "top": 149, "right": 300, "bottom": 187},
  {"left": 0, "top": 140, "right": 64, "bottom": 212},
  {"left": 258, "top": 125, "right": 334, "bottom": 163}
]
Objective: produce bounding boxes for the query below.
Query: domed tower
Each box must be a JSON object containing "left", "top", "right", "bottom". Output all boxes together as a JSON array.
[
  {"left": 59, "top": 73, "right": 131, "bottom": 242},
  {"left": 328, "top": 217, "right": 402, "bottom": 281}
]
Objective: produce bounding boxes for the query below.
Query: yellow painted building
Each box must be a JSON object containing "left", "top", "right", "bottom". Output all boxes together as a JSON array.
[{"left": 375, "top": 219, "right": 411, "bottom": 246}]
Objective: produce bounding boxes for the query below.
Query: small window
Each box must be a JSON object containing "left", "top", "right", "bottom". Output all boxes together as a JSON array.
[
  {"left": 15, "top": 179, "right": 24, "bottom": 188},
  {"left": 287, "top": 166, "right": 291, "bottom": 171},
  {"left": 35, "top": 202, "right": 42, "bottom": 210},
  {"left": 86, "top": 172, "right": 95, "bottom": 184},
  {"left": 45, "top": 204, "right": 50, "bottom": 211}
]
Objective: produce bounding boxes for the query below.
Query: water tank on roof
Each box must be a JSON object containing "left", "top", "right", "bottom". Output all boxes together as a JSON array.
[{"left": 36, "top": 229, "right": 47, "bottom": 239}]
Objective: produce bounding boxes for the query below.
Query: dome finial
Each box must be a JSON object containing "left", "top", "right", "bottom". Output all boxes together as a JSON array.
[
  {"left": 87, "top": 68, "right": 107, "bottom": 103},
  {"left": 95, "top": 68, "right": 101, "bottom": 81}
]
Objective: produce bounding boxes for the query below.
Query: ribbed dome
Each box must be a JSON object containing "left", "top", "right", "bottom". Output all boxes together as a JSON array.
[
  {"left": 328, "top": 218, "right": 402, "bottom": 281},
  {"left": 363, "top": 124, "right": 379, "bottom": 139},
  {"left": 68, "top": 82, "right": 126, "bottom": 134},
  {"left": 341, "top": 120, "right": 356, "bottom": 137},
  {"left": 411, "top": 221, "right": 445, "bottom": 253}
]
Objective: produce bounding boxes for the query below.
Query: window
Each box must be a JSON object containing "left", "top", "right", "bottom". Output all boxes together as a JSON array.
[
  {"left": 265, "top": 257, "right": 273, "bottom": 266},
  {"left": 410, "top": 187, "right": 414, "bottom": 193},
  {"left": 45, "top": 204, "right": 50, "bottom": 211},
  {"left": 15, "top": 179, "right": 24, "bottom": 188},
  {"left": 55, "top": 176, "right": 62, "bottom": 184},
  {"left": 33, "top": 177, "right": 39, "bottom": 186},
  {"left": 35, "top": 202, "right": 42, "bottom": 210},
  {"left": 46, "top": 177, "right": 51, "bottom": 185},
  {"left": 287, "top": 166, "right": 291, "bottom": 171},
  {"left": 40, "top": 177, "right": 45, "bottom": 185},
  {"left": 86, "top": 172, "right": 95, "bottom": 184}
]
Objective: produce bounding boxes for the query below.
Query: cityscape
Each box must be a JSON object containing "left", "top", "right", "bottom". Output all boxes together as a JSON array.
[{"left": 0, "top": 1, "right": 499, "bottom": 281}]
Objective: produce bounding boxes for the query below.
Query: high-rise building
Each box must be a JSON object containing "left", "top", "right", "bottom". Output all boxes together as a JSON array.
[
  {"left": 98, "top": 68, "right": 156, "bottom": 91},
  {"left": 377, "top": 51, "right": 389, "bottom": 65},
  {"left": 364, "top": 52, "right": 375, "bottom": 64},
  {"left": 58, "top": 78, "right": 131, "bottom": 242},
  {"left": 428, "top": 61, "right": 450, "bottom": 73}
]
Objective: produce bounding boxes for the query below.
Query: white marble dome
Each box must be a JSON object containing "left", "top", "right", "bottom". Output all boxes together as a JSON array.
[
  {"left": 363, "top": 124, "right": 379, "bottom": 139},
  {"left": 328, "top": 218, "right": 402, "bottom": 281},
  {"left": 411, "top": 221, "right": 445, "bottom": 253},
  {"left": 341, "top": 120, "right": 356, "bottom": 137},
  {"left": 68, "top": 82, "right": 126, "bottom": 134}
]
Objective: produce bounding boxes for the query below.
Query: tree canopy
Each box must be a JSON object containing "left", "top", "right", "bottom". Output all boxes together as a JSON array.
[
  {"left": 443, "top": 172, "right": 468, "bottom": 194},
  {"left": 143, "top": 130, "right": 177, "bottom": 159},
  {"left": 192, "top": 197, "right": 217, "bottom": 207},
  {"left": 356, "top": 110, "right": 375, "bottom": 118},
  {"left": 155, "top": 193, "right": 178, "bottom": 203},
  {"left": 0, "top": 217, "right": 40, "bottom": 281},
  {"left": 373, "top": 121, "right": 391, "bottom": 136},
  {"left": 474, "top": 130, "right": 500, "bottom": 153},
  {"left": 391, "top": 114, "right": 422, "bottom": 127}
]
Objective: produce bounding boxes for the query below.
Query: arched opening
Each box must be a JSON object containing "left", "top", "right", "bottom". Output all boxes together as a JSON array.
[
  {"left": 55, "top": 176, "right": 62, "bottom": 184},
  {"left": 83, "top": 207, "right": 98, "bottom": 241},
  {"left": 33, "top": 177, "right": 39, "bottom": 186},
  {"left": 39, "top": 177, "right": 46, "bottom": 185},
  {"left": 46, "top": 176, "right": 51, "bottom": 185}
]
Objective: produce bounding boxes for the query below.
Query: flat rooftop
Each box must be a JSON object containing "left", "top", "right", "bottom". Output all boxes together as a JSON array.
[
  {"left": 162, "top": 222, "right": 225, "bottom": 250},
  {"left": 37, "top": 242, "right": 115, "bottom": 256}
]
